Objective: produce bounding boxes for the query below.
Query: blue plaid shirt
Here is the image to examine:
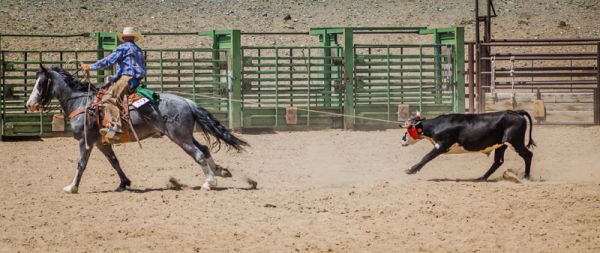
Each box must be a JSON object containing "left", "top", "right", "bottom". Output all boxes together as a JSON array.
[{"left": 91, "top": 41, "right": 146, "bottom": 80}]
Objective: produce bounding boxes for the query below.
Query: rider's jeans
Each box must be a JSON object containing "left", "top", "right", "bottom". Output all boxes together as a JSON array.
[{"left": 101, "top": 75, "right": 132, "bottom": 131}]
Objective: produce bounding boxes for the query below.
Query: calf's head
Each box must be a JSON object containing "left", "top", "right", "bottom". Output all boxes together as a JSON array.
[{"left": 399, "top": 113, "right": 425, "bottom": 146}]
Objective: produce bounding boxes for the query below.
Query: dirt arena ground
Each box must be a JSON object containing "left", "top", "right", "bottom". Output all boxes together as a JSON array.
[{"left": 1, "top": 126, "right": 600, "bottom": 252}]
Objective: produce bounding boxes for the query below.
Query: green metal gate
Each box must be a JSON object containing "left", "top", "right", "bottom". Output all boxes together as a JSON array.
[
  {"left": 353, "top": 44, "right": 455, "bottom": 126},
  {"left": 143, "top": 48, "right": 229, "bottom": 116},
  {"left": 240, "top": 46, "right": 345, "bottom": 129},
  {"left": 1, "top": 27, "right": 465, "bottom": 137}
]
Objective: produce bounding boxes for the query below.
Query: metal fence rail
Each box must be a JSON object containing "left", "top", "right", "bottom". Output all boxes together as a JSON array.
[{"left": 467, "top": 39, "right": 600, "bottom": 124}]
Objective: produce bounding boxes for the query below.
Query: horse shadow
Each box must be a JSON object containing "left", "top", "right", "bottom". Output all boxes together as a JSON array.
[
  {"left": 426, "top": 178, "right": 500, "bottom": 183},
  {"left": 91, "top": 186, "right": 258, "bottom": 194}
]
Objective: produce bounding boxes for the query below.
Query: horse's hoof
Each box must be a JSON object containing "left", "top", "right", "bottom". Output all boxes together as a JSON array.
[
  {"left": 201, "top": 182, "right": 212, "bottom": 191},
  {"left": 63, "top": 185, "right": 78, "bottom": 194},
  {"left": 405, "top": 169, "right": 417, "bottom": 175},
  {"left": 220, "top": 167, "right": 233, "bottom": 178},
  {"left": 115, "top": 186, "right": 127, "bottom": 192}
]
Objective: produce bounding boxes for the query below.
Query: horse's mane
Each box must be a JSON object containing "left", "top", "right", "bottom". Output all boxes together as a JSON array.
[{"left": 50, "top": 66, "right": 98, "bottom": 92}]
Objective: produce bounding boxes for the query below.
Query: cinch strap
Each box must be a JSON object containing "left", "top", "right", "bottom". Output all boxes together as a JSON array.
[{"left": 68, "top": 107, "right": 86, "bottom": 119}]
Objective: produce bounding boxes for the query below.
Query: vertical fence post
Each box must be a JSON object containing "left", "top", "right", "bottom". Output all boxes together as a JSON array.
[
  {"left": 342, "top": 28, "right": 355, "bottom": 129},
  {"left": 95, "top": 33, "right": 105, "bottom": 84},
  {"left": 476, "top": 44, "right": 485, "bottom": 113},
  {"left": 228, "top": 30, "right": 242, "bottom": 130},
  {"left": 0, "top": 47, "right": 4, "bottom": 137},
  {"left": 199, "top": 30, "right": 242, "bottom": 129},
  {"left": 307, "top": 48, "right": 312, "bottom": 127},
  {"left": 94, "top": 32, "right": 118, "bottom": 84},
  {"left": 433, "top": 29, "right": 442, "bottom": 104},
  {"left": 453, "top": 27, "right": 465, "bottom": 113},
  {"left": 386, "top": 45, "right": 391, "bottom": 121},
  {"left": 321, "top": 31, "right": 333, "bottom": 107},
  {"left": 468, "top": 43, "right": 475, "bottom": 113},
  {"left": 419, "top": 46, "right": 423, "bottom": 113},
  {"left": 595, "top": 42, "right": 600, "bottom": 124},
  {"left": 208, "top": 32, "right": 222, "bottom": 111}
]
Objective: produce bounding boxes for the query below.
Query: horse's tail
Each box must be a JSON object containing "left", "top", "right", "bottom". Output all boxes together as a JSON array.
[
  {"left": 517, "top": 110, "right": 536, "bottom": 149},
  {"left": 191, "top": 105, "right": 249, "bottom": 152}
]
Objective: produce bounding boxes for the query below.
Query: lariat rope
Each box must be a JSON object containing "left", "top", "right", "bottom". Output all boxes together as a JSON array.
[{"left": 167, "top": 91, "right": 403, "bottom": 125}]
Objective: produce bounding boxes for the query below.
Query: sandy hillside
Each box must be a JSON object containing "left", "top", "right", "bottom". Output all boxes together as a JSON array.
[{"left": 1, "top": 0, "right": 599, "bottom": 50}]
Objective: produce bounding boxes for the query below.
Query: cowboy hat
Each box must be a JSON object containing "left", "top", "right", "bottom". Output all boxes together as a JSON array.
[{"left": 118, "top": 27, "right": 141, "bottom": 42}]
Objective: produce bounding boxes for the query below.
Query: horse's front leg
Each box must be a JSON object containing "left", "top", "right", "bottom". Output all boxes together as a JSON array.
[
  {"left": 63, "top": 139, "right": 93, "bottom": 193},
  {"left": 96, "top": 143, "right": 131, "bottom": 192}
]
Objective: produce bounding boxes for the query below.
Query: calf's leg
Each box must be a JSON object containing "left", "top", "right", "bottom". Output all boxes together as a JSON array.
[
  {"left": 513, "top": 145, "right": 533, "bottom": 179},
  {"left": 478, "top": 145, "right": 507, "bottom": 181},
  {"left": 406, "top": 143, "right": 449, "bottom": 175}
]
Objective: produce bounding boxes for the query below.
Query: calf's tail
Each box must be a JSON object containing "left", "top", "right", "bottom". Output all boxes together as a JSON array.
[{"left": 517, "top": 110, "right": 536, "bottom": 149}]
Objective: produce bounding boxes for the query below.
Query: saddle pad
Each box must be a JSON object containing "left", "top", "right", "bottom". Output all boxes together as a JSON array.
[
  {"left": 136, "top": 86, "right": 160, "bottom": 104},
  {"left": 131, "top": 97, "right": 150, "bottom": 108}
]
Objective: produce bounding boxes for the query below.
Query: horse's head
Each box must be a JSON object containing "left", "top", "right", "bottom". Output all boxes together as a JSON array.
[
  {"left": 26, "top": 65, "right": 54, "bottom": 112},
  {"left": 399, "top": 112, "right": 425, "bottom": 146}
]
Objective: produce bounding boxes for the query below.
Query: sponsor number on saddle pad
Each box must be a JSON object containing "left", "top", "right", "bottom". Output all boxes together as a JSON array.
[{"left": 132, "top": 97, "right": 150, "bottom": 108}]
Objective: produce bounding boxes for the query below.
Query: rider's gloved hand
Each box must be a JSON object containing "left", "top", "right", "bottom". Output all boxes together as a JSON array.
[{"left": 80, "top": 63, "right": 92, "bottom": 71}]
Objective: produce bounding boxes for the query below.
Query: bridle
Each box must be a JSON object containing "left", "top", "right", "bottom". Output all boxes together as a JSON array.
[
  {"left": 37, "top": 74, "right": 58, "bottom": 113},
  {"left": 38, "top": 67, "right": 93, "bottom": 115}
]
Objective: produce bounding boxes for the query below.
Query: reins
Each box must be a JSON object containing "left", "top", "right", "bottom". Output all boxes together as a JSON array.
[{"left": 82, "top": 69, "right": 92, "bottom": 150}]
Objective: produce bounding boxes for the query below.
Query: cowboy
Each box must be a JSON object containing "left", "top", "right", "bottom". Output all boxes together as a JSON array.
[{"left": 81, "top": 27, "right": 146, "bottom": 139}]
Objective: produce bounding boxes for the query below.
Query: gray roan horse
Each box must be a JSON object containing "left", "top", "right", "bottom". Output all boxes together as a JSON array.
[{"left": 26, "top": 65, "right": 248, "bottom": 193}]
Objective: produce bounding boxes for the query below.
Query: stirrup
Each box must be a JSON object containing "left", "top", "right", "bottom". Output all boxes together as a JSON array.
[{"left": 100, "top": 126, "right": 122, "bottom": 140}]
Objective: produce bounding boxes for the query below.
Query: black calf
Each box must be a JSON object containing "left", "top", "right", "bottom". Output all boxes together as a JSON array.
[{"left": 400, "top": 110, "right": 535, "bottom": 180}]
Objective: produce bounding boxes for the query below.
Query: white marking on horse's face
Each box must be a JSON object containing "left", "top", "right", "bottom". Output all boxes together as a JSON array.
[
  {"left": 400, "top": 130, "right": 420, "bottom": 146},
  {"left": 26, "top": 76, "right": 42, "bottom": 111}
]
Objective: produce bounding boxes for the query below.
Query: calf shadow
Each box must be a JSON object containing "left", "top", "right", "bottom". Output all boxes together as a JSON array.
[{"left": 427, "top": 178, "right": 499, "bottom": 183}]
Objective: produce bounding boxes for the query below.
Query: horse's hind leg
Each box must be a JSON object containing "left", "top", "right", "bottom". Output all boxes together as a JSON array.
[
  {"left": 64, "top": 139, "right": 93, "bottom": 194},
  {"left": 193, "top": 139, "right": 232, "bottom": 178},
  {"left": 96, "top": 144, "right": 131, "bottom": 192},
  {"left": 177, "top": 140, "right": 217, "bottom": 190}
]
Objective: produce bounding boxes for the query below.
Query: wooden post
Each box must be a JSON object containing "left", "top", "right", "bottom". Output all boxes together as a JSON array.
[
  {"left": 468, "top": 43, "right": 475, "bottom": 113},
  {"left": 453, "top": 27, "right": 465, "bottom": 113},
  {"left": 229, "top": 30, "right": 242, "bottom": 130},
  {"left": 285, "top": 107, "right": 297, "bottom": 125},
  {"left": 343, "top": 28, "right": 355, "bottom": 129},
  {"left": 397, "top": 104, "right": 410, "bottom": 122}
]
